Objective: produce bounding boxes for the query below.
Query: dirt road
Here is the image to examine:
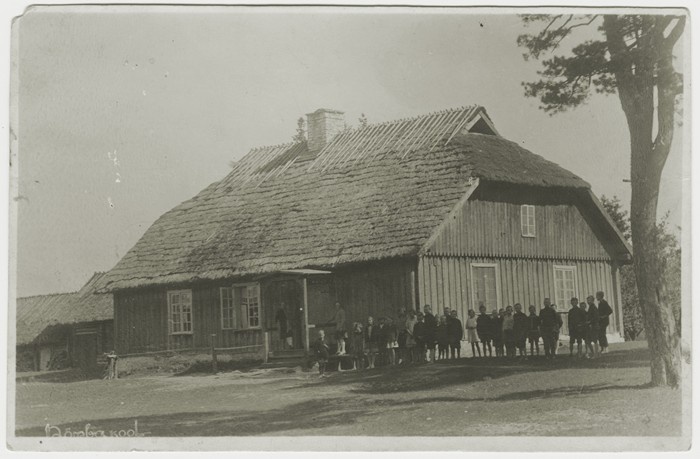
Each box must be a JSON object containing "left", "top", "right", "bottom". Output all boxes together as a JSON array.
[{"left": 14, "top": 342, "right": 681, "bottom": 437}]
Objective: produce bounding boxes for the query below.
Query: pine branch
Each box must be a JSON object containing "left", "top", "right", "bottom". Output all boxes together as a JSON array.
[{"left": 664, "top": 16, "right": 686, "bottom": 49}]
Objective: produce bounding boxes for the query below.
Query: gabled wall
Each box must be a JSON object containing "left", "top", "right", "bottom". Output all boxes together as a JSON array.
[
  {"left": 424, "top": 183, "right": 615, "bottom": 261},
  {"left": 417, "top": 182, "right": 625, "bottom": 341}
]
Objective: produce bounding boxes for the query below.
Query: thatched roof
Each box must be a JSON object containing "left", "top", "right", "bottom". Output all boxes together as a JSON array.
[
  {"left": 16, "top": 272, "right": 113, "bottom": 346},
  {"left": 101, "top": 106, "right": 601, "bottom": 292}
]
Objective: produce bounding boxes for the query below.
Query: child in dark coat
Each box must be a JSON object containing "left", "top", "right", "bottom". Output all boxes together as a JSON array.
[
  {"left": 527, "top": 305, "right": 540, "bottom": 356},
  {"left": 384, "top": 317, "right": 398, "bottom": 365},
  {"left": 313, "top": 330, "right": 330, "bottom": 377},
  {"left": 423, "top": 305, "right": 437, "bottom": 363},
  {"left": 436, "top": 315, "right": 450, "bottom": 360},
  {"left": 364, "top": 316, "right": 379, "bottom": 369},
  {"left": 490, "top": 309, "right": 503, "bottom": 357},
  {"left": 413, "top": 312, "right": 427, "bottom": 363},
  {"left": 512, "top": 303, "right": 529, "bottom": 358},
  {"left": 501, "top": 306, "right": 516, "bottom": 358},
  {"left": 476, "top": 304, "right": 492, "bottom": 357},
  {"left": 350, "top": 322, "right": 365, "bottom": 369}
]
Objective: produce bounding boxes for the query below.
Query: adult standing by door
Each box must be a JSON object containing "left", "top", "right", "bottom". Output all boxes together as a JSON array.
[
  {"left": 423, "top": 305, "right": 437, "bottom": 363},
  {"left": 539, "top": 298, "right": 558, "bottom": 359},
  {"left": 596, "top": 291, "right": 613, "bottom": 354},
  {"left": 448, "top": 309, "right": 463, "bottom": 359},
  {"left": 585, "top": 295, "right": 600, "bottom": 358}
]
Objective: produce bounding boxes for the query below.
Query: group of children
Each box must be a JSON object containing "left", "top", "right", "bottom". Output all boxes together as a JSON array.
[
  {"left": 312, "top": 291, "right": 614, "bottom": 376},
  {"left": 471, "top": 291, "right": 614, "bottom": 360},
  {"left": 313, "top": 304, "right": 465, "bottom": 376}
]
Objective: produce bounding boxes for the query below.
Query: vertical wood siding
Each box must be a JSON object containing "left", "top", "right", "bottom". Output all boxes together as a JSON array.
[
  {"left": 418, "top": 255, "right": 622, "bottom": 337},
  {"left": 114, "top": 260, "right": 415, "bottom": 355},
  {"left": 114, "top": 283, "right": 262, "bottom": 354},
  {"left": 114, "top": 289, "right": 167, "bottom": 354},
  {"left": 426, "top": 188, "right": 614, "bottom": 261},
  {"left": 310, "top": 259, "right": 417, "bottom": 327}
]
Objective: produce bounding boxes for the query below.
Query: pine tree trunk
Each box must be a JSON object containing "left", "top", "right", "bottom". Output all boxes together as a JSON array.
[
  {"left": 630, "top": 174, "right": 681, "bottom": 387},
  {"left": 627, "top": 114, "right": 681, "bottom": 388},
  {"left": 603, "top": 14, "right": 683, "bottom": 388}
]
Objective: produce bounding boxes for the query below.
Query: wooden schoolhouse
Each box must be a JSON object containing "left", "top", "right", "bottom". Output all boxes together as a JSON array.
[{"left": 101, "top": 106, "right": 632, "bottom": 358}]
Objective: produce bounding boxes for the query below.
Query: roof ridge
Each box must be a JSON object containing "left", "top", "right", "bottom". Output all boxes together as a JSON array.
[
  {"left": 308, "top": 105, "right": 481, "bottom": 171},
  {"left": 18, "top": 291, "right": 79, "bottom": 300},
  {"left": 248, "top": 140, "right": 302, "bottom": 153},
  {"left": 355, "top": 105, "right": 477, "bottom": 132},
  {"left": 238, "top": 106, "right": 481, "bottom": 162}
]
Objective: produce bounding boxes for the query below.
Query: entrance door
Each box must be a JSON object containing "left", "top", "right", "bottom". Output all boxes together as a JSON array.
[
  {"left": 39, "top": 347, "right": 52, "bottom": 371},
  {"left": 471, "top": 264, "right": 500, "bottom": 311},
  {"left": 74, "top": 331, "right": 99, "bottom": 373},
  {"left": 266, "top": 280, "right": 304, "bottom": 350}
]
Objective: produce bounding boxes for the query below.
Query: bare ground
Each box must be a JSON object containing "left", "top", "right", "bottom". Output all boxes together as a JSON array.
[{"left": 14, "top": 341, "right": 682, "bottom": 437}]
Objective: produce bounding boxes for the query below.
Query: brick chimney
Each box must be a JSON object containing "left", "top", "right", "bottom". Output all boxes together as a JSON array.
[{"left": 306, "top": 109, "right": 345, "bottom": 153}]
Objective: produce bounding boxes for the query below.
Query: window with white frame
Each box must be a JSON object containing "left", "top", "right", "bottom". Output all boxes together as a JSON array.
[
  {"left": 220, "top": 283, "right": 261, "bottom": 330},
  {"left": 220, "top": 287, "right": 236, "bottom": 330},
  {"left": 168, "top": 290, "right": 193, "bottom": 334},
  {"left": 553, "top": 265, "right": 577, "bottom": 309},
  {"left": 521, "top": 204, "right": 536, "bottom": 237}
]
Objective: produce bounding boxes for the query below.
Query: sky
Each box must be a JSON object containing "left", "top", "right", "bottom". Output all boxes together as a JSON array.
[{"left": 13, "top": 6, "right": 686, "bottom": 297}]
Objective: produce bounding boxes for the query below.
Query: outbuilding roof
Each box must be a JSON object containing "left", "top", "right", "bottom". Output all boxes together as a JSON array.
[
  {"left": 16, "top": 272, "right": 113, "bottom": 346},
  {"left": 101, "top": 105, "right": 619, "bottom": 292}
]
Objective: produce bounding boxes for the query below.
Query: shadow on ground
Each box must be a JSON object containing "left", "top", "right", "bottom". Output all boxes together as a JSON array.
[
  {"left": 17, "top": 343, "right": 669, "bottom": 437},
  {"left": 295, "top": 345, "right": 653, "bottom": 395},
  {"left": 16, "top": 368, "right": 101, "bottom": 384},
  {"left": 15, "top": 381, "right": 658, "bottom": 437},
  {"left": 16, "top": 396, "right": 416, "bottom": 437}
]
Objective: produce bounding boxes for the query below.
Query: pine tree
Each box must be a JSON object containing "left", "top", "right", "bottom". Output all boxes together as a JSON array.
[
  {"left": 358, "top": 113, "right": 368, "bottom": 128},
  {"left": 520, "top": 14, "right": 686, "bottom": 386},
  {"left": 293, "top": 117, "right": 306, "bottom": 143}
]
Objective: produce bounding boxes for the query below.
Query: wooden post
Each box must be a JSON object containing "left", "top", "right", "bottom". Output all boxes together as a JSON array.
[
  {"left": 611, "top": 263, "right": 624, "bottom": 338},
  {"left": 409, "top": 269, "right": 420, "bottom": 312},
  {"left": 211, "top": 334, "right": 218, "bottom": 373},
  {"left": 263, "top": 331, "right": 270, "bottom": 364},
  {"left": 303, "top": 277, "right": 310, "bottom": 353}
]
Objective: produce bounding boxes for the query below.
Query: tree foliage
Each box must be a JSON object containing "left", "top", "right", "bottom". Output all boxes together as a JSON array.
[
  {"left": 293, "top": 117, "right": 306, "bottom": 143},
  {"left": 600, "top": 196, "right": 639, "bottom": 339},
  {"left": 519, "top": 15, "right": 684, "bottom": 114},
  {"left": 600, "top": 195, "right": 681, "bottom": 342},
  {"left": 358, "top": 113, "right": 369, "bottom": 128}
]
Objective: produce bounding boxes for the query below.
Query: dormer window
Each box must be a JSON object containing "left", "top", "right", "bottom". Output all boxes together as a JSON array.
[{"left": 521, "top": 205, "right": 536, "bottom": 237}]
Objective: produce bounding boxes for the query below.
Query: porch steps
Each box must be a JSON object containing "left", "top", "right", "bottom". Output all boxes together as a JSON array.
[
  {"left": 269, "top": 349, "right": 306, "bottom": 358},
  {"left": 263, "top": 349, "right": 307, "bottom": 367}
]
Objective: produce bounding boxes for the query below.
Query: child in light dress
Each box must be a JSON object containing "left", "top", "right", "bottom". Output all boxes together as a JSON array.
[{"left": 465, "top": 309, "right": 480, "bottom": 357}]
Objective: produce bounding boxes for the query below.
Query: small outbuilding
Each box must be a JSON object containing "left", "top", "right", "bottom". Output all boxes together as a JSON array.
[{"left": 16, "top": 272, "right": 114, "bottom": 372}]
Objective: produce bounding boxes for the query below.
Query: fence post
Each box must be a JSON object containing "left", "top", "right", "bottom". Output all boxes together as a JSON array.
[
  {"left": 211, "top": 334, "right": 218, "bottom": 374},
  {"left": 263, "top": 331, "right": 270, "bottom": 364}
]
